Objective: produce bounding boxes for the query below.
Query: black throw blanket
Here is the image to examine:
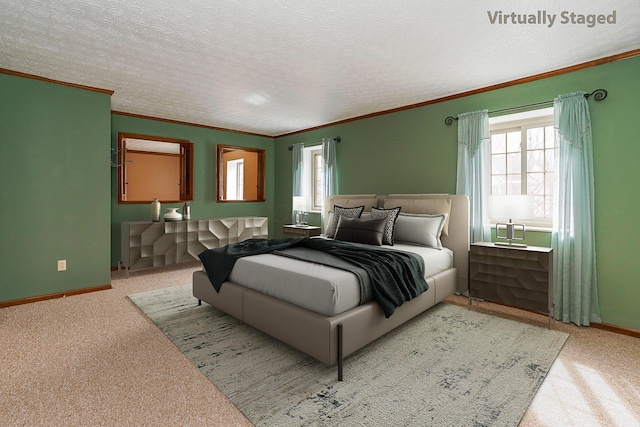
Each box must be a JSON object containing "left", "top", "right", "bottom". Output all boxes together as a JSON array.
[{"left": 198, "top": 238, "right": 428, "bottom": 318}]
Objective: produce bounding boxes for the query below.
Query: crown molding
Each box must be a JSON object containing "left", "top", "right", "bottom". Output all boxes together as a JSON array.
[
  {"left": 0, "top": 68, "right": 113, "bottom": 95},
  {"left": 111, "top": 111, "right": 272, "bottom": 139},
  {"left": 276, "top": 48, "right": 640, "bottom": 138},
  {"left": 4, "top": 47, "right": 639, "bottom": 138}
]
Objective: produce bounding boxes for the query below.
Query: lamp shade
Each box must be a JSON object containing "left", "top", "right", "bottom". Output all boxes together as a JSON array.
[
  {"left": 292, "top": 196, "right": 310, "bottom": 212},
  {"left": 489, "top": 195, "right": 535, "bottom": 220}
]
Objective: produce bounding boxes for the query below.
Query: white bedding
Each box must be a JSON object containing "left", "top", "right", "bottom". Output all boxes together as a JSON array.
[{"left": 227, "top": 243, "right": 453, "bottom": 316}]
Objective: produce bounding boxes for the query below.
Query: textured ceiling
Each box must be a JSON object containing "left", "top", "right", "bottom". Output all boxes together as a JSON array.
[{"left": 1, "top": 1, "right": 639, "bottom": 137}]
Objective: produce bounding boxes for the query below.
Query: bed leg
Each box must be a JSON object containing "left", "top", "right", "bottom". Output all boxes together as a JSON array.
[
  {"left": 198, "top": 299, "right": 202, "bottom": 306},
  {"left": 337, "top": 323, "right": 343, "bottom": 381}
]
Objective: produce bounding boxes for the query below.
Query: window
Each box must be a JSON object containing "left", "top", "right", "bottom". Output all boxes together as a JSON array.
[
  {"left": 489, "top": 108, "right": 554, "bottom": 228},
  {"left": 293, "top": 146, "right": 324, "bottom": 213},
  {"left": 225, "top": 158, "right": 244, "bottom": 200}
]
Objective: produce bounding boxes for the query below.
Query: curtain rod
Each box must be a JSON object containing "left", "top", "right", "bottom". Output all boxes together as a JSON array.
[
  {"left": 444, "top": 89, "right": 608, "bottom": 125},
  {"left": 287, "top": 136, "right": 341, "bottom": 151}
]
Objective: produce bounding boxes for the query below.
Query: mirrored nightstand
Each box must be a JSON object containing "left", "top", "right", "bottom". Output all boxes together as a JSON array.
[{"left": 282, "top": 225, "right": 322, "bottom": 238}]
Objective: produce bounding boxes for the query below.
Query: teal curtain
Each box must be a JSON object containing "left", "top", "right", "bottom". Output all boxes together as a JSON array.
[
  {"left": 291, "top": 143, "right": 304, "bottom": 197},
  {"left": 456, "top": 110, "right": 490, "bottom": 243},
  {"left": 552, "top": 92, "right": 601, "bottom": 326},
  {"left": 291, "top": 143, "right": 304, "bottom": 224},
  {"left": 322, "top": 138, "right": 337, "bottom": 198}
]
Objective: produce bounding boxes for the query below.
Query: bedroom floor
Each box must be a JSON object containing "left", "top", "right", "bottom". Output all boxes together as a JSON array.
[{"left": 1, "top": 262, "right": 638, "bottom": 426}]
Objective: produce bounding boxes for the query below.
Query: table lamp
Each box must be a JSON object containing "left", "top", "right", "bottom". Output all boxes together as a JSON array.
[
  {"left": 292, "top": 196, "right": 310, "bottom": 226},
  {"left": 490, "top": 195, "right": 535, "bottom": 247}
]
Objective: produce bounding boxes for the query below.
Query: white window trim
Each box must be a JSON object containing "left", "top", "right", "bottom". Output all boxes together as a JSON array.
[
  {"left": 225, "top": 158, "right": 244, "bottom": 200},
  {"left": 488, "top": 108, "right": 554, "bottom": 229}
]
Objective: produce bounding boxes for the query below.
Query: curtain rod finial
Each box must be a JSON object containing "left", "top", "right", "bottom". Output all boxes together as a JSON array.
[
  {"left": 586, "top": 88, "right": 608, "bottom": 101},
  {"left": 445, "top": 116, "right": 457, "bottom": 126}
]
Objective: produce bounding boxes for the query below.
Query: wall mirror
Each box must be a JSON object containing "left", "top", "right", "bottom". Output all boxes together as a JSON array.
[
  {"left": 117, "top": 132, "right": 193, "bottom": 203},
  {"left": 217, "top": 144, "right": 266, "bottom": 202}
]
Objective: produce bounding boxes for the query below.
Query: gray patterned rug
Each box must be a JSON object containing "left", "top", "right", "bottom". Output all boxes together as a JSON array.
[{"left": 129, "top": 285, "right": 568, "bottom": 426}]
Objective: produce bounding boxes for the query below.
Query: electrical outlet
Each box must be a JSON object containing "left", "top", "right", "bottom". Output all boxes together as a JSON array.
[{"left": 57, "top": 259, "right": 67, "bottom": 271}]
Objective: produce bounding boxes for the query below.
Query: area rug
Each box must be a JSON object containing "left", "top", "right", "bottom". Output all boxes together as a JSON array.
[{"left": 129, "top": 285, "right": 568, "bottom": 426}]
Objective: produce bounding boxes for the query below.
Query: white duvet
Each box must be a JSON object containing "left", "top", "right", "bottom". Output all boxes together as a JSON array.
[{"left": 227, "top": 243, "right": 453, "bottom": 316}]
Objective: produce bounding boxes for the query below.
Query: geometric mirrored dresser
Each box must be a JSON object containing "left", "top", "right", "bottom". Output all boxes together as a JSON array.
[
  {"left": 120, "top": 216, "right": 268, "bottom": 274},
  {"left": 469, "top": 241, "right": 554, "bottom": 327}
]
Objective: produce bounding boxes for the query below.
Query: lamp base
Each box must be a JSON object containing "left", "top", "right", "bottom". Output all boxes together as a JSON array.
[
  {"left": 495, "top": 221, "right": 527, "bottom": 247},
  {"left": 494, "top": 241, "right": 527, "bottom": 248}
]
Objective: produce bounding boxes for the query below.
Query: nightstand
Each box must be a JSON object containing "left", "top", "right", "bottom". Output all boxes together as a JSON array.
[
  {"left": 282, "top": 225, "right": 322, "bottom": 238},
  {"left": 469, "top": 242, "right": 554, "bottom": 326}
]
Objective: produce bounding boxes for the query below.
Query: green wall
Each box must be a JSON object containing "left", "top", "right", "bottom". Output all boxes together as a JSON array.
[
  {"left": 0, "top": 74, "right": 111, "bottom": 302},
  {"left": 275, "top": 56, "right": 640, "bottom": 330},
  {"left": 2, "top": 55, "right": 638, "bottom": 331},
  {"left": 110, "top": 115, "right": 274, "bottom": 266}
]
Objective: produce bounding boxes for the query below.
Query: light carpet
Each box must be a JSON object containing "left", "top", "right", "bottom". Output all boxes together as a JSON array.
[{"left": 129, "top": 285, "right": 568, "bottom": 426}]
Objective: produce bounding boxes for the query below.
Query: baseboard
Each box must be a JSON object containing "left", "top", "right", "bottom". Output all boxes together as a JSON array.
[
  {"left": 511, "top": 309, "right": 640, "bottom": 339},
  {"left": 460, "top": 295, "right": 640, "bottom": 339},
  {"left": 0, "top": 284, "right": 112, "bottom": 308},
  {"left": 591, "top": 322, "right": 640, "bottom": 339},
  {"left": 515, "top": 309, "right": 640, "bottom": 339}
]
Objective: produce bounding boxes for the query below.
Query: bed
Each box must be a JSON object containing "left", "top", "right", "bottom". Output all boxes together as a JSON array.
[{"left": 193, "top": 194, "right": 469, "bottom": 380}]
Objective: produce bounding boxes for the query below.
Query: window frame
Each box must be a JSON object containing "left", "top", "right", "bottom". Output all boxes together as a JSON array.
[
  {"left": 311, "top": 148, "right": 324, "bottom": 211},
  {"left": 117, "top": 132, "right": 194, "bottom": 204},
  {"left": 216, "top": 144, "right": 266, "bottom": 203}
]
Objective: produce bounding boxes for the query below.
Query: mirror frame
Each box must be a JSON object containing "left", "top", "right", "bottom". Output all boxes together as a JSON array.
[
  {"left": 117, "top": 132, "right": 194, "bottom": 204},
  {"left": 217, "top": 144, "right": 266, "bottom": 202}
]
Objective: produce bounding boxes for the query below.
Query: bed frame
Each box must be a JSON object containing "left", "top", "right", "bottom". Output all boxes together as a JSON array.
[{"left": 192, "top": 194, "right": 469, "bottom": 380}]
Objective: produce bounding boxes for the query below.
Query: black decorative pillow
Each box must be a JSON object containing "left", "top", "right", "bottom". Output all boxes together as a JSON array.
[
  {"left": 334, "top": 217, "right": 386, "bottom": 246},
  {"left": 371, "top": 206, "right": 401, "bottom": 245},
  {"left": 325, "top": 205, "right": 365, "bottom": 238}
]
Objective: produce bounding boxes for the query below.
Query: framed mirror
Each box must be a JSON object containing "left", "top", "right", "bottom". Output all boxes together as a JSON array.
[
  {"left": 217, "top": 144, "right": 266, "bottom": 202},
  {"left": 117, "top": 132, "right": 193, "bottom": 203}
]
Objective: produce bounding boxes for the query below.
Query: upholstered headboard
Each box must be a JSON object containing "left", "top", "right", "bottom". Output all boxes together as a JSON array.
[
  {"left": 323, "top": 194, "right": 378, "bottom": 219},
  {"left": 323, "top": 194, "right": 470, "bottom": 293}
]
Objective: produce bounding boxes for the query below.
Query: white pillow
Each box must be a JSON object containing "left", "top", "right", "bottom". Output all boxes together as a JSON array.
[
  {"left": 384, "top": 197, "right": 452, "bottom": 235},
  {"left": 393, "top": 213, "right": 447, "bottom": 249}
]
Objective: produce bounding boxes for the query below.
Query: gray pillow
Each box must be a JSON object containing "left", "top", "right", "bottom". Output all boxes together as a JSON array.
[
  {"left": 334, "top": 217, "right": 386, "bottom": 246},
  {"left": 325, "top": 205, "right": 365, "bottom": 238}
]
